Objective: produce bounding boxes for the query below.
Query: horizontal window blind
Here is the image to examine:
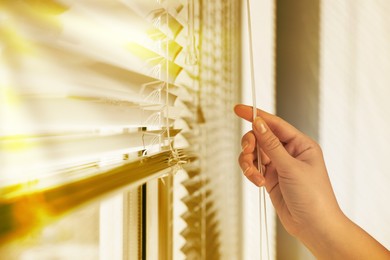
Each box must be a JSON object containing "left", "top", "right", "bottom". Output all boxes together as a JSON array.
[
  {"left": 0, "top": 0, "right": 196, "bottom": 244},
  {"left": 177, "top": 0, "right": 242, "bottom": 259},
  {"left": 0, "top": 0, "right": 243, "bottom": 258}
]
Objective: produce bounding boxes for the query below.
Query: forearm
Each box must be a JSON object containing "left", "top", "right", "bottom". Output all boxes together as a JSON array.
[{"left": 301, "top": 212, "right": 390, "bottom": 259}]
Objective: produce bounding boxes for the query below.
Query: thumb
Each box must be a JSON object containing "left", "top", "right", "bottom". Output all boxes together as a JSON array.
[{"left": 252, "top": 117, "right": 293, "bottom": 170}]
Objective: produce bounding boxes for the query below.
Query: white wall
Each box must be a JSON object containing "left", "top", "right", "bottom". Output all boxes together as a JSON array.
[{"left": 319, "top": 0, "right": 390, "bottom": 249}]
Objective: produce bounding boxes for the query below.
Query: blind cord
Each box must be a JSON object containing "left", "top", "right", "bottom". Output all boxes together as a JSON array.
[
  {"left": 246, "top": 0, "right": 270, "bottom": 259},
  {"left": 164, "top": 0, "right": 173, "bottom": 153}
]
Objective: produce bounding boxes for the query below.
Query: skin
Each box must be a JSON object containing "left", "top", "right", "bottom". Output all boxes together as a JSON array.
[{"left": 235, "top": 104, "right": 390, "bottom": 259}]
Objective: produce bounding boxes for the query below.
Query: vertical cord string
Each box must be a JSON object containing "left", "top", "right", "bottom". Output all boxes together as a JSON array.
[
  {"left": 186, "top": 0, "right": 198, "bottom": 65},
  {"left": 246, "top": 0, "right": 270, "bottom": 259},
  {"left": 164, "top": 0, "right": 173, "bottom": 152}
]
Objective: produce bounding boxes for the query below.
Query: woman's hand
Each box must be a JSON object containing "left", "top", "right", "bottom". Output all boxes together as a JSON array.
[
  {"left": 235, "top": 104, "right": 390, "bottom": 259},
  {"left": 236, "top": 104, "right": 341, "bottom": 239}
]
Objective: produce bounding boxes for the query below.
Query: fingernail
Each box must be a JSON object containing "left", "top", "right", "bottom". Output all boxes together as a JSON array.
[
  {"left": 254, "top": 117, "right": 267, "bottom": 134},
  {"left": 241, "top": 141, "right": 249, "bottom": 151}
]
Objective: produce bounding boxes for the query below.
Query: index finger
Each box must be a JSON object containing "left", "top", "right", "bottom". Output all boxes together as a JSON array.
[{"left": 234, "top": 104, "right": 300, "bottom": 143}]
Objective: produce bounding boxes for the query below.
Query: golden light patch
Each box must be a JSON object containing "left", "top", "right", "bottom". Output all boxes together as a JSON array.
[
  {"left": 0, "top": 135, "right": 34, "bottom": 152},
  {"left": 24, "top": 0, "right": 68, "bottom": 15},
  {"left": 0, "top": 26, "right": 34, "bottom": 55},
  {"left": 0, "top": 86, "right": 22, "bottom": 105}
]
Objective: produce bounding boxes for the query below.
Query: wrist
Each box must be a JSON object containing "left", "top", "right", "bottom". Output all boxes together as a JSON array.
[
  {"left": 299, "top": 209, "right": 390, "bottom": 259},
  {"left": 298, "top": 206, "right": 348, "bottom": 258}
]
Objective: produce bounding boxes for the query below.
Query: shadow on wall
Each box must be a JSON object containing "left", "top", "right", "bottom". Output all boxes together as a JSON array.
[{"left": 275, "top": 0, "right": 320, "bottom": 259}]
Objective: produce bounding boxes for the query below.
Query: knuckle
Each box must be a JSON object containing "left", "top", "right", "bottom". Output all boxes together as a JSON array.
[
  {"left": 238, "top": 153, "right": 243, "bottom": 163},
  {"left": 240, "top": 135, "right": 247, "bottom": 145},
  {"left": 241, "top": 131, "right": 254, "bottom": 143},
  {"left": 238, "top": 152, "right": 245, "bottom": 164},
  {"left": 307, "top": 140, "right": 323, "bottom": 156},
  {"left": 243, "top": 167, "right": 253, "bottom": 177},
  {"left": 241, "top": 132, "right": 256, "bottom": 153},
  {"left": 274, "top": 116, "right": 283, "bottom": 128},
  {"left": 312, "top": 142, "right": 323, "bottom": 153},
  {"left": 262, "top": 134, "right": 281, "bottom": 152},
  {"left": 241, "top": 135, "right": 249, "bottom": 147},
  {"left": 311, "top": 143, "right": 320, "bottom": 153}
]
